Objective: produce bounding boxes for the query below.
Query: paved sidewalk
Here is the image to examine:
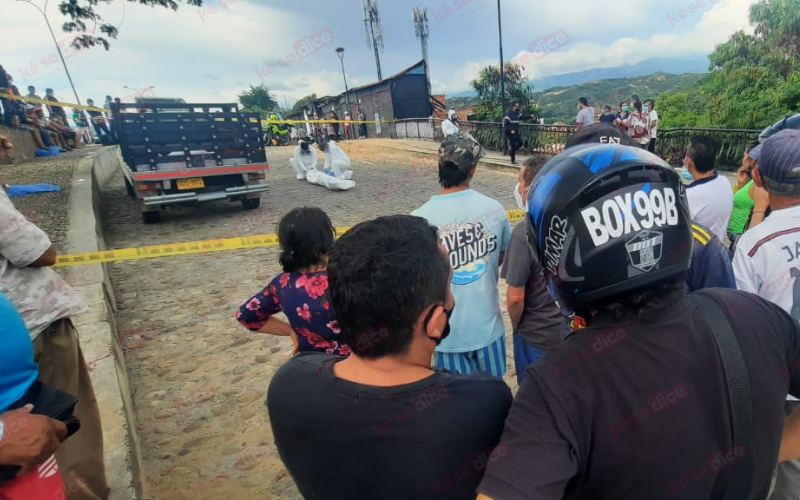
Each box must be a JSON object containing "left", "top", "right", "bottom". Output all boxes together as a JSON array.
[{"left": 366, "top": 138, "right": 552, "bottom": 173}]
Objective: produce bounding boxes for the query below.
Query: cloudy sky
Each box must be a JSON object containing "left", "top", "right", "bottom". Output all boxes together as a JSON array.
[{"left": 1, "top": 0, "right": 757, "bottom": 108}]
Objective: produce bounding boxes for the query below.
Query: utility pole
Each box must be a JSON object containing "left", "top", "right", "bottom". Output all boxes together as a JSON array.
[
  {"left": 363, "top": 0, "right": 384, "bottom": 82},
  {"left": 18, "top": 0, "right": 83, "bottom": 107},
  {"left": 497, "top": 0, "right": 507, "bottom": 155}
]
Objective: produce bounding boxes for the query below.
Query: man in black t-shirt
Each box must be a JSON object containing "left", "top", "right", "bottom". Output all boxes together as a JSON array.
[
  {"left": 267, "top": 215, "right": 512, "bottom": 500},
  {"left": 477, "top": 143, "right": 800, "bottom": 499}
]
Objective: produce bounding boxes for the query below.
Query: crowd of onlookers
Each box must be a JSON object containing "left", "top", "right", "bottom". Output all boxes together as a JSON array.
[
  {"left": 0, "top": 63, "right": 118, "bottom": 159},
  {"left": 229, "top": 120, "right": 800, "bottom": 499}
]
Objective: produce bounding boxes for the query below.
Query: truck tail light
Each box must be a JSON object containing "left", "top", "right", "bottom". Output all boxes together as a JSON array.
[
  {"left": 248, "top": 173, "right": 266, "bottom": 180},
  {"left": 138, "top": 182, "right": 161, "bottom": 191}
]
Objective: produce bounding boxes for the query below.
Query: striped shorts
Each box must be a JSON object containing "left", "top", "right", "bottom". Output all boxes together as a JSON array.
[{"left": 433, "top": 336, "right": 507, "bottom": 378}]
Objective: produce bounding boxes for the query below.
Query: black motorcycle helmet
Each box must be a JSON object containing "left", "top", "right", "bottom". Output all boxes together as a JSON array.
[
  {"left": 759, "top": 113, "right": 800, "bottom": 142},
  {"left": 526, "top": 143, "right": 693, "bottom": 309}
]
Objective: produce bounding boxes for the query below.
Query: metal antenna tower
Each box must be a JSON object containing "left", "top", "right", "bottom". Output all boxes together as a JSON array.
[
  {"left": 413, "top": 6, "right": 431, "bottom": 99},
  {"left": 362, "top": 0, "right": 384, "bottom": 81}
]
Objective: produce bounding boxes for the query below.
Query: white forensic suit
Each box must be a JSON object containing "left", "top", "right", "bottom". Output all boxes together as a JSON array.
[
  {"left": 290, "top": 143, "right": 318, "bottom": 180},
  {"left": 292, "top": 140, "right": 355, "bottom": 191},
  {"left": 323, "top": 140, "right": 353, "bottom": 181},
  {"left": 441, "top": 109, "right": 459, "bottom": 137}
]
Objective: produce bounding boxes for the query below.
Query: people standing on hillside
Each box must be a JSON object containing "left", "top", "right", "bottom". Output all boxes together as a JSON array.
[
  {"left": 575, "top": 97, "right": 595, "bottom": 131},
  {"left": 503, "top": 102, "right": 534, "bottom": 165},
  {"left": 684, "top": 135, "right": 734, "bottom": 241},
  {"left": 599, "top": 105, "right": 615, "bottom": 123},
  {"left": 627, "top": 101, "right": 651, "bottom": 149},
  {"left": 614, "top": 101, "right": 630, "bottom": 134},
  {"left": 645, "top": 99, "right": 659, "bottom": 153}
]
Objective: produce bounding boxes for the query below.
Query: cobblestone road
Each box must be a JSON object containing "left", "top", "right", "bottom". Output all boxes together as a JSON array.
[{"left": 101, "top": 140, "right": 521, "bottom": 500}]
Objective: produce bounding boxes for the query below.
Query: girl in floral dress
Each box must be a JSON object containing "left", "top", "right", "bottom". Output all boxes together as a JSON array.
[{"left": 235, "top": 207, "right": 350, "bottom": 355}]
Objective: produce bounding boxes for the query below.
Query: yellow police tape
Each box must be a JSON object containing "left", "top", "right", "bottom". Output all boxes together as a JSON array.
[
  {"left": 53, "top": 210, "right": 527, "bottom": 268},
  {"left": 0, "top": 92, "right": 393, "bottom": 125}
]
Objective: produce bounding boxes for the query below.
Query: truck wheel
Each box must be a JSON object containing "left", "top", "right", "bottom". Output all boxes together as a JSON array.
[
  {"left": 279, "top": 134, "right": 292, "bottom": 147},
  {"left": 241, "top": 198, "right": 261, "bottom": 210},
  {"left": 142, "top": 211, "right": 161, "bottom": 224},
  {"left": 125, "top": 179, "right": 135, "bottom": 197}
]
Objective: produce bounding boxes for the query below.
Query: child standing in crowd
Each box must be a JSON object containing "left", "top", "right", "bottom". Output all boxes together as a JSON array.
[{"left": 236, "top": 207, "right": 348, "bottom": 355}]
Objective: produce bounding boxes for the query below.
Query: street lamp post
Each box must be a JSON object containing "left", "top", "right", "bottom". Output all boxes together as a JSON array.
[
  {"left": 497, "top": 0, "right": 507, "bottom": 155},
  {"left": 335, "top": 47, "right": 350, "bottom": 130},
  {"left": 17, "top": 0, "right": 83, "bottom": 107}
]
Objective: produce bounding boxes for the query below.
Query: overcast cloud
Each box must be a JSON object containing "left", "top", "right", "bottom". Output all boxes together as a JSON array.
[{"left": 0, "top": 0, "right": 757, "bottom": 108}]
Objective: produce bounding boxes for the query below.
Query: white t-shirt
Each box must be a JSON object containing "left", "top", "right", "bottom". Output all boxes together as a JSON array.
[
  {"left": 649, "top": 109, "right": 659, "bottom": 138},
  {"left": 733, "top": 204, "right": 800, "bottom": 401},
  {"left": 733, "top": 204, "right": 800, "bottom": 315},
  {"left": 0, "top": 189, "right": 88, "bottom": 338},
  {"left": 576, "top": 107, "right": 595, "bottom": 128},
  {"left": 686, "top": 173, "right": 734, "bottom": 241}
]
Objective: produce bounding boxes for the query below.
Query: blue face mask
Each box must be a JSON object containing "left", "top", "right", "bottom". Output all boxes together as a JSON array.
[
  {"left": 643, "top": 105, "right": 650, "bottom": 112},
  {"left": 680, "top": 169, "right": 694, "bottom": 181},
  {"left": 622, "top": 106, "right": 629, "bottom": 112}
]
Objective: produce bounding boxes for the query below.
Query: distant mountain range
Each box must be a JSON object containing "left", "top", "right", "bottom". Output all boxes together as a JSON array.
[{"left": 447, "top": 57, "right": 710, "bottom": 98}]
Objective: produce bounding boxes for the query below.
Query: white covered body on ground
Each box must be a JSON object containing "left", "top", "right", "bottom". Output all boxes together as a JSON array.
[{"left": 289, "top": 141, "right": 355, "bottom": 191}]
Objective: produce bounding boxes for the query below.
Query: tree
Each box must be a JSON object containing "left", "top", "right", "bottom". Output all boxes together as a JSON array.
[
  {"left": 470, "top": 62, "right": 537, "bottom": 121},
  {"left": 56, "top": 0, "right": 202, "bottom": 51},
  {"left": 697, "top": 0, "right": 800, "bottom": 128},
  {"left": 291, "top": 94, "right": 317, "bottom": 115},
  {"left": 238, "top": 84, "right": 278, "bottom": 118}
]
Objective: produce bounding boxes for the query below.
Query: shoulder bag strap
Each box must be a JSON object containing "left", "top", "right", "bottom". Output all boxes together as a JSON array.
[{"left": 688, "top": 291, "right": 753, "bottom": 499}]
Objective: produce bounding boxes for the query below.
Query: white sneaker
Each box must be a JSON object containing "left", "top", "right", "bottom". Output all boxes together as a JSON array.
[{"left": 296, "top": 174, "right": 306, "bottom": 181}]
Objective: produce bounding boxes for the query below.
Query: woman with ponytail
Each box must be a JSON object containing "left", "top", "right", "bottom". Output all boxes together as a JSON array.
[{"left": 235, "top": 207, "right": 349, "bottom": 355}]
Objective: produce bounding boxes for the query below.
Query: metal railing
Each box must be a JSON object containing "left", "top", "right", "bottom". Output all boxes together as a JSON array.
[{"left": 384, "top": 119, "right": 761, "bottom": 170}]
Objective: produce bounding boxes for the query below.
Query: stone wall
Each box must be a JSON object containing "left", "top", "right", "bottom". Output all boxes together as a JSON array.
[{"left": 0, "top": 125, "right": 38, "bottom": 161}]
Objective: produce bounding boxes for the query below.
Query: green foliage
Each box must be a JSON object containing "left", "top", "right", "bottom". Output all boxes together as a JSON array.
[
  {"left": 237, "top": 84, "right": 278, "bottom": 118},
  {"left": 470, "top": 62, "right": 537, "bottom": 121},
  {"left": 57, "top": 0, "right": 202, "bottom": 51},
  {"left": 684, "top": 0, "right": 800, "bottom": 128},
  {"left": 291, "top": 94, "right": 317, "bottom": 114},
  {"left": 656, "top": 91, "right": 711, "bottom": 128}
]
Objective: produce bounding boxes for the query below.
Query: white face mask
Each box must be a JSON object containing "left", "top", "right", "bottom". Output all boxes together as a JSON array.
[{"left": 514, "top": 182, "right": 527, "bottom": 210}]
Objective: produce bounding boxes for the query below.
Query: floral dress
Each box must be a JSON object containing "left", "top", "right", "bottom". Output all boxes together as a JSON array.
[{"left": 235, "top": 270, "right": 350, "bottom": 355}]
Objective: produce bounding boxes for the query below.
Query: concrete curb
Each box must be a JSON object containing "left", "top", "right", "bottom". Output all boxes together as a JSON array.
[
  {"left": 0, "top": 125, "right": 38, "bottom": 161},
  {"left": 67, "top": 147, "right": 143, "bottom": 500}
]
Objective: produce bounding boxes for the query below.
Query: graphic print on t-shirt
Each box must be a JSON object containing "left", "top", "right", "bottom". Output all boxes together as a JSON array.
[{"left": 440, "top": 222, "right": 498, "bottom": 285}]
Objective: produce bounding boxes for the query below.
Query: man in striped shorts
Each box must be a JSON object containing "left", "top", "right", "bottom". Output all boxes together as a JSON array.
[{"left": 412, "top": 133, "right": 511, "bottom": 377}]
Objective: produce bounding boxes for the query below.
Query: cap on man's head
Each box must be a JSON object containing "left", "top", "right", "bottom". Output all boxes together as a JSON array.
[
  {"left": 748, "top": 144, "right": 763, "bottom": 162},
  {"left": 565, "top": 122, "right": 637, "bottom": 149},
  {"left": 439, "top": 132, "right": 484, "bottom": 173},
  {"left": 758, "top": 129, "right": 800, "bottom": 183}
]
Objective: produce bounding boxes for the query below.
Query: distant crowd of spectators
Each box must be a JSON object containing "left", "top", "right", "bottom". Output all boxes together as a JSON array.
[{"left": 0, "top": 63, "right": 118, "bottom": 156}]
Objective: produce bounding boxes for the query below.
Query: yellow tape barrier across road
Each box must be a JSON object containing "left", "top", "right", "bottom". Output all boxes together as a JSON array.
[
  {"left": 0, "top": 92, "right": 393, "bottom": 125},
  {"left": 54, "top": 210, "right": 527, "bottom": 268}
]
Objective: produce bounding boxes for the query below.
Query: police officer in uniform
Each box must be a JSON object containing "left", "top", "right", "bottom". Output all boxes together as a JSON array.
[
  {"left": 476, "top": 143, "right": 800, "bottom": 499},
  {"left": 503, "top": 102, "right": 535, "bottom": 165}
]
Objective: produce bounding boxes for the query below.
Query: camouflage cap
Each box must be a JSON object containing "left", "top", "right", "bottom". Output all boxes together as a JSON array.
[{"left": 439, "top": 132, "right": 484, "bottom": 172}]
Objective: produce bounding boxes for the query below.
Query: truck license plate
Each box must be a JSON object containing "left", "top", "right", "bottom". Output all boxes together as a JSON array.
[{"left": 177, "top": 178, "right": 205, "bottom": 190}]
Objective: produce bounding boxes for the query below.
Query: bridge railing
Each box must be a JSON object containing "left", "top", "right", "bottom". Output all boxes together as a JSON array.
[{"left": 383, "top": 119, "right": 761, "bottom": 170}]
